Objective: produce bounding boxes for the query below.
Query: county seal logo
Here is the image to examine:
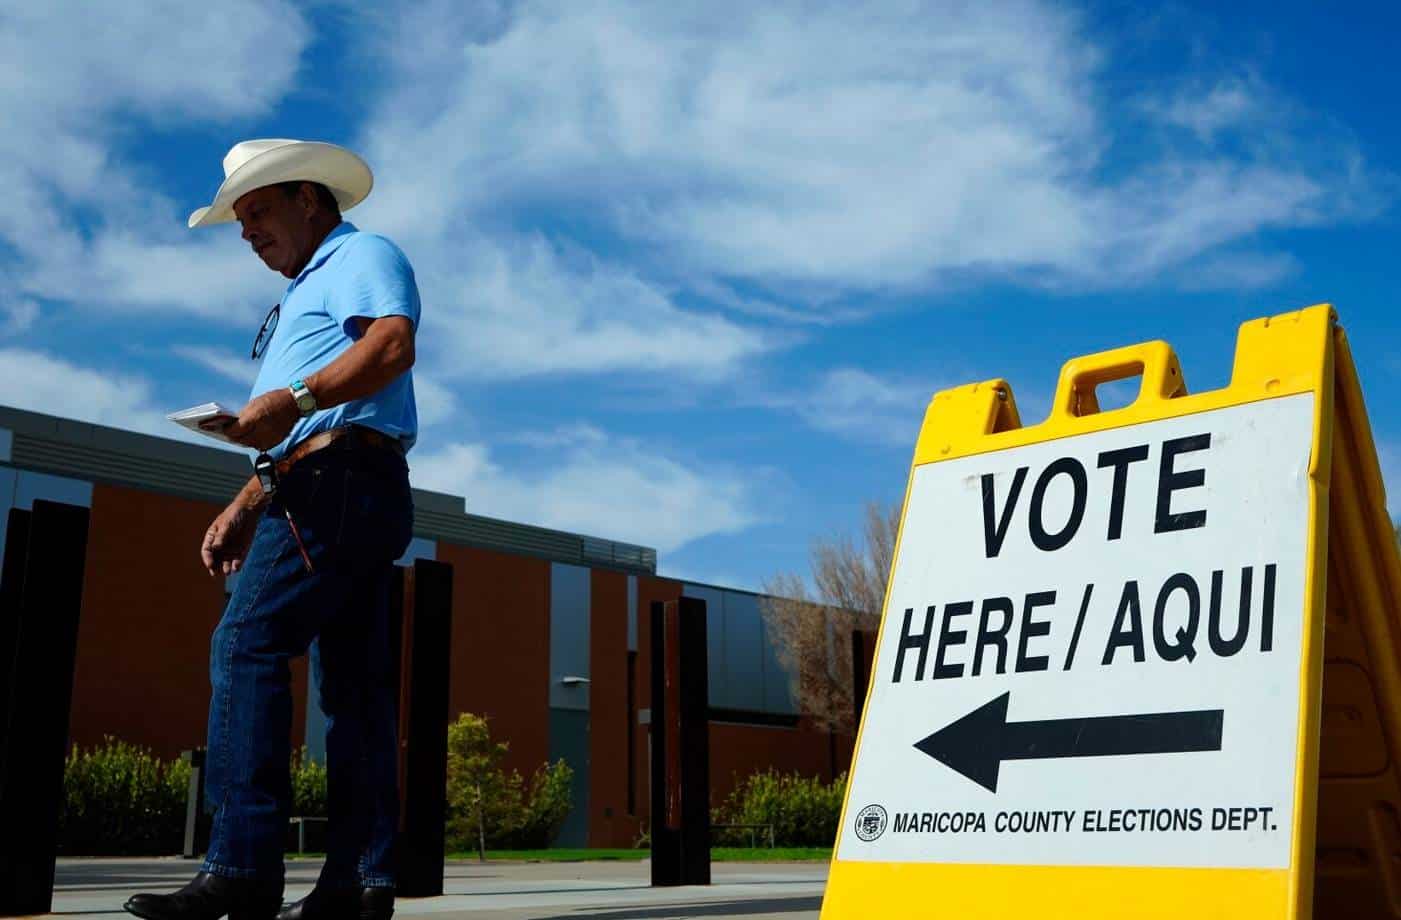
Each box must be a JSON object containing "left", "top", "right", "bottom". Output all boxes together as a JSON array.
[{"left": 854, "top": 804, "right": 888, "bottom": 842}]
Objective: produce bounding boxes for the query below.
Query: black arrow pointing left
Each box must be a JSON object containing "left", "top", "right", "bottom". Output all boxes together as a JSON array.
[{"left": 914, "top": 692, "right": 1224, "bottom": 793}]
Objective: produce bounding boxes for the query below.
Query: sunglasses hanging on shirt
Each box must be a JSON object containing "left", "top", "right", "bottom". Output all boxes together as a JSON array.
[{"left": 251, "top": 303, "right": 280, "bottom": 360}]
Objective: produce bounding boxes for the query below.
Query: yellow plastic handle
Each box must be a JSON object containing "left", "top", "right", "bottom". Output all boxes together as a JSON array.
[{"left": 1050, "top": 340, "right": 1186, "bottom": 420}]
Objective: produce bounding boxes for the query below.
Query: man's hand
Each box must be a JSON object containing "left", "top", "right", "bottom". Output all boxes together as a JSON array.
[
  {"left": 223, "top": 387, "right": 300, "bottom": 450},
  {"left": 202, "top": 498, "right": 260, "bottom": 577}
]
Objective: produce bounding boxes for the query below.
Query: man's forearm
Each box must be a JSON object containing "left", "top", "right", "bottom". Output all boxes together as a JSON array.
[
  {"left": 304, "top": 316, "right": 415, "bottom": 410},
  {"left": 235, "top": 474, "right": 269, "bottom": 511}
]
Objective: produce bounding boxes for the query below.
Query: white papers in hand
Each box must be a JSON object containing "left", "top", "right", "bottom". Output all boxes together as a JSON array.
[{"left": 167, "top": 402, "right": 241, "bottom": 445}]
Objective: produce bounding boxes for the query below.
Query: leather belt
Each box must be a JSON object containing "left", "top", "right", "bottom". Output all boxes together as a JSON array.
[{"left": 277, "top": 425, "right": 405, "bottom": 476}]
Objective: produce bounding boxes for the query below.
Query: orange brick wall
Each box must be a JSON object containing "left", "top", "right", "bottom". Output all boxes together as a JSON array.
[
  {"left": 709, "top": 720, "right": 855, "bottom": 807},
  {"left": 437, "top": 542, "right": 551, "bottom": 777},
  {"left": 70, "top": 483, "right": 309, "bottom": 760},
  {"left": 588, "top": 569, "right": 633, "bottom": 847}
]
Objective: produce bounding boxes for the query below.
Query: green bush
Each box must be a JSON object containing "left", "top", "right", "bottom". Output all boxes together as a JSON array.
[
  {"left": 59, "top": 720, "right": 569, "bottom": 857},
  {"left": 59, "top": 738, "right": 191, "bottom": 855},
  {"left": 714, "top": 770, "right": 847, "bottom": 847},
  {"left": 58, "top": 739, "right": 331, "bottom": 855},
  {"left": 444, "top": 712, "right": 573, "bottom": 855},
  {"left": 510, "top": 759, "right": 573, "bottom": 848},
  {"left": 290, "top": 746, "right": 327, "bottom": 817}
]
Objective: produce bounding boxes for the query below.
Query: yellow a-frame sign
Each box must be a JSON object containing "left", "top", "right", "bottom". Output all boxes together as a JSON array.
[{"left": 823, "top": 305, "right": 1401, "bottom": 919}]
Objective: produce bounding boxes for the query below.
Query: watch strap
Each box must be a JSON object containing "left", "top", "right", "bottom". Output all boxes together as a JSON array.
[{"left": 289, "top": 378, "right": 317, "bottom": 418}]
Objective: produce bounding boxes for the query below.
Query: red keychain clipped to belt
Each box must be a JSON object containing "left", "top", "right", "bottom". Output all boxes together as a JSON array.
[{"left": 254, "top": 452, "right": 315, "bottom": 574}]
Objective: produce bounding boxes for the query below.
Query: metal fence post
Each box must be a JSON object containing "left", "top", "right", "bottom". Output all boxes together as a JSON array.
[
  {"left": 0, "top": 501, "right": 90, "bottom": 917},
  {"left": 395, "top": 559, "right": 454, "bottom": 898},
  {"left": 650, "top": 597, "right": 710, "bottom": 887},
  {"left": 182, "top": 748, "right": 207, "bottom": 859}
]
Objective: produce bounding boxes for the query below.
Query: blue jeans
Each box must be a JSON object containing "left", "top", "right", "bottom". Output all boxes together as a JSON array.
[{"left": 201, "top": 441, "right": 413, "bottom": 889}]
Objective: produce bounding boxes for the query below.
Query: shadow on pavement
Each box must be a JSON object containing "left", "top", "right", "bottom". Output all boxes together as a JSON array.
[{"left": 532, "top": 895, "right": 825, "bottom": 918}]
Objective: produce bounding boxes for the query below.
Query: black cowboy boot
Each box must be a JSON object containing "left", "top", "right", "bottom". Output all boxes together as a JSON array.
[
  {"left": 124, "top": 871, "right": 283, "bottom": 920},
  {"left": 275, "top": 885, "right": 394, "bottom": 920}
]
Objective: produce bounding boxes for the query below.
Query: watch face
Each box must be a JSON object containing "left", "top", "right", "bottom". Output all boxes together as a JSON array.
[{"left": 291, "top": 381, "right": 315, "bottom": 414}]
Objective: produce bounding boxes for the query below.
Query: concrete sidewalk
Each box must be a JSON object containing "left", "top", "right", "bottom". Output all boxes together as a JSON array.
[{"left": 43, "top": 857, "right": 827, "bottom": 919}]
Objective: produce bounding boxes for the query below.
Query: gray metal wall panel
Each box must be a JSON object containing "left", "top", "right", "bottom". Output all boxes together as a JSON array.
[
  {"left": 549, "top": 563, "right": 591, "bottom": 711},
  {"left": 758, "top": 610, "right": 798, "bottom": 714},
  {"left": 682, "top": 584, "right": 728, "bottom": 709},
  {"left": 304, "top": 676, "right": 328, "bottom": 764},
  {"left": 11, "top": 433, "right": 247, "bottom": 504},
  {"left": 0, "top": 467, "right": 14, "bottom": 566},
  {"left": 626, "top": 576, "right": 638, "bottom": 653},
  {"left": 682, "top": 583, "right": 799, "bottom": 716},
  {"left": 548, "top": 708, "right": 590, "bottom": 848},
  {"left": 720, "top": 592, "right": 766, "bottom": 712}
]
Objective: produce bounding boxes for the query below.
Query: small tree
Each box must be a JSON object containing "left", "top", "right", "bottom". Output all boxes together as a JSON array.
[
  {"left": 444, "top": 713, "right": 574, "bottom": 858},
  {"left": 445, "top": 714, "right": 516, "bottom": 862},
  {"left": 761, "top": 501, "right": 898, "bottom": 735}
]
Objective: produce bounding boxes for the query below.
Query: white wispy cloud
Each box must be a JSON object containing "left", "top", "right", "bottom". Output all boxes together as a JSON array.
[
  {"left": 411, "top": 372, "right": 459, "bottom": 427},
  {"left": 0, "top": 1, "right": 307, "bottom": 320},
  {"left": 502, "top": 423, "right": 610, "bottom": 450},
  {"left": 0, "top": 297, "right": 38, "bottom": 337},
  {"left": 82, "top": 233, "right": 282, "bottom": 322},
  {"left": 171, "top": 345, "right": 260, "bottom": 387},
  {"left": 0, "top": 350, "right": 255, "bottom": 460},
  {"left": 1140, "top": 75, "right": 1272, "bottom": 143},
  {"left": 409, "top": 232, "right": 774, "bottom": 381},
  {"left": 761, "top": 367, "right": 936, "bottom": 446},
  {"left": 352, "top": 0, "right": 1384, "bottom": 308},
  {"left": 0, "top": 347, "right": 166, "bottom": 436},
  {"left": 1175, "top": 251, "right": 1302, "bottom": 291},
  {"left": 410, "top": 433, "right": 760, "bottom": 553}
]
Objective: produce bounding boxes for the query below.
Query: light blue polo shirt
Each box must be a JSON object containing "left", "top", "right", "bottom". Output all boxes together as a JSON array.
[{"left": 251, "top": 221, "right": 420, "bottom": 458}]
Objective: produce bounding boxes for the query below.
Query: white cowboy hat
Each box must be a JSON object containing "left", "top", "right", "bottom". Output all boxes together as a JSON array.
[{"left": 187, "top": 139, "right": 373, "bottom": 229}]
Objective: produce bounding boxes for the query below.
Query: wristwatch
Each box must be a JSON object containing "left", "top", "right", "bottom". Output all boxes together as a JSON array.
[{"left": 289, "top": 378, "right": 317, "bottom": 417}]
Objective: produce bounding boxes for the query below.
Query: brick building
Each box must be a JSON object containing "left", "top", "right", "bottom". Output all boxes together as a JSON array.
[{"left": 0, "top": 405, "right": 855, "bottom": 848}]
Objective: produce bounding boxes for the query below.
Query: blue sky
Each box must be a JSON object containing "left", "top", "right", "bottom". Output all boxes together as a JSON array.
[{"left": 2, "top": 1, "right": 1398, "bottom": 591}]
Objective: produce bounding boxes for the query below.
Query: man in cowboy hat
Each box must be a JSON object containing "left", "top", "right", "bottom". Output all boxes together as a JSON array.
[{"left": 125, "top": 140, "right": 418, "bottom": 920}]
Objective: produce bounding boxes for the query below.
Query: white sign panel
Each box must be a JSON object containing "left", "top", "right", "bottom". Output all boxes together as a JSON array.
[{"left": 840, "top": 393, "right": 1313, "bottom": 869}]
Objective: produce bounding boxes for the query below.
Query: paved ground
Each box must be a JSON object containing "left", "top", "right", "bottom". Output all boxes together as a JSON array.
[{"left": 43, "top": 858, "right": 828, "bottom": 919}]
